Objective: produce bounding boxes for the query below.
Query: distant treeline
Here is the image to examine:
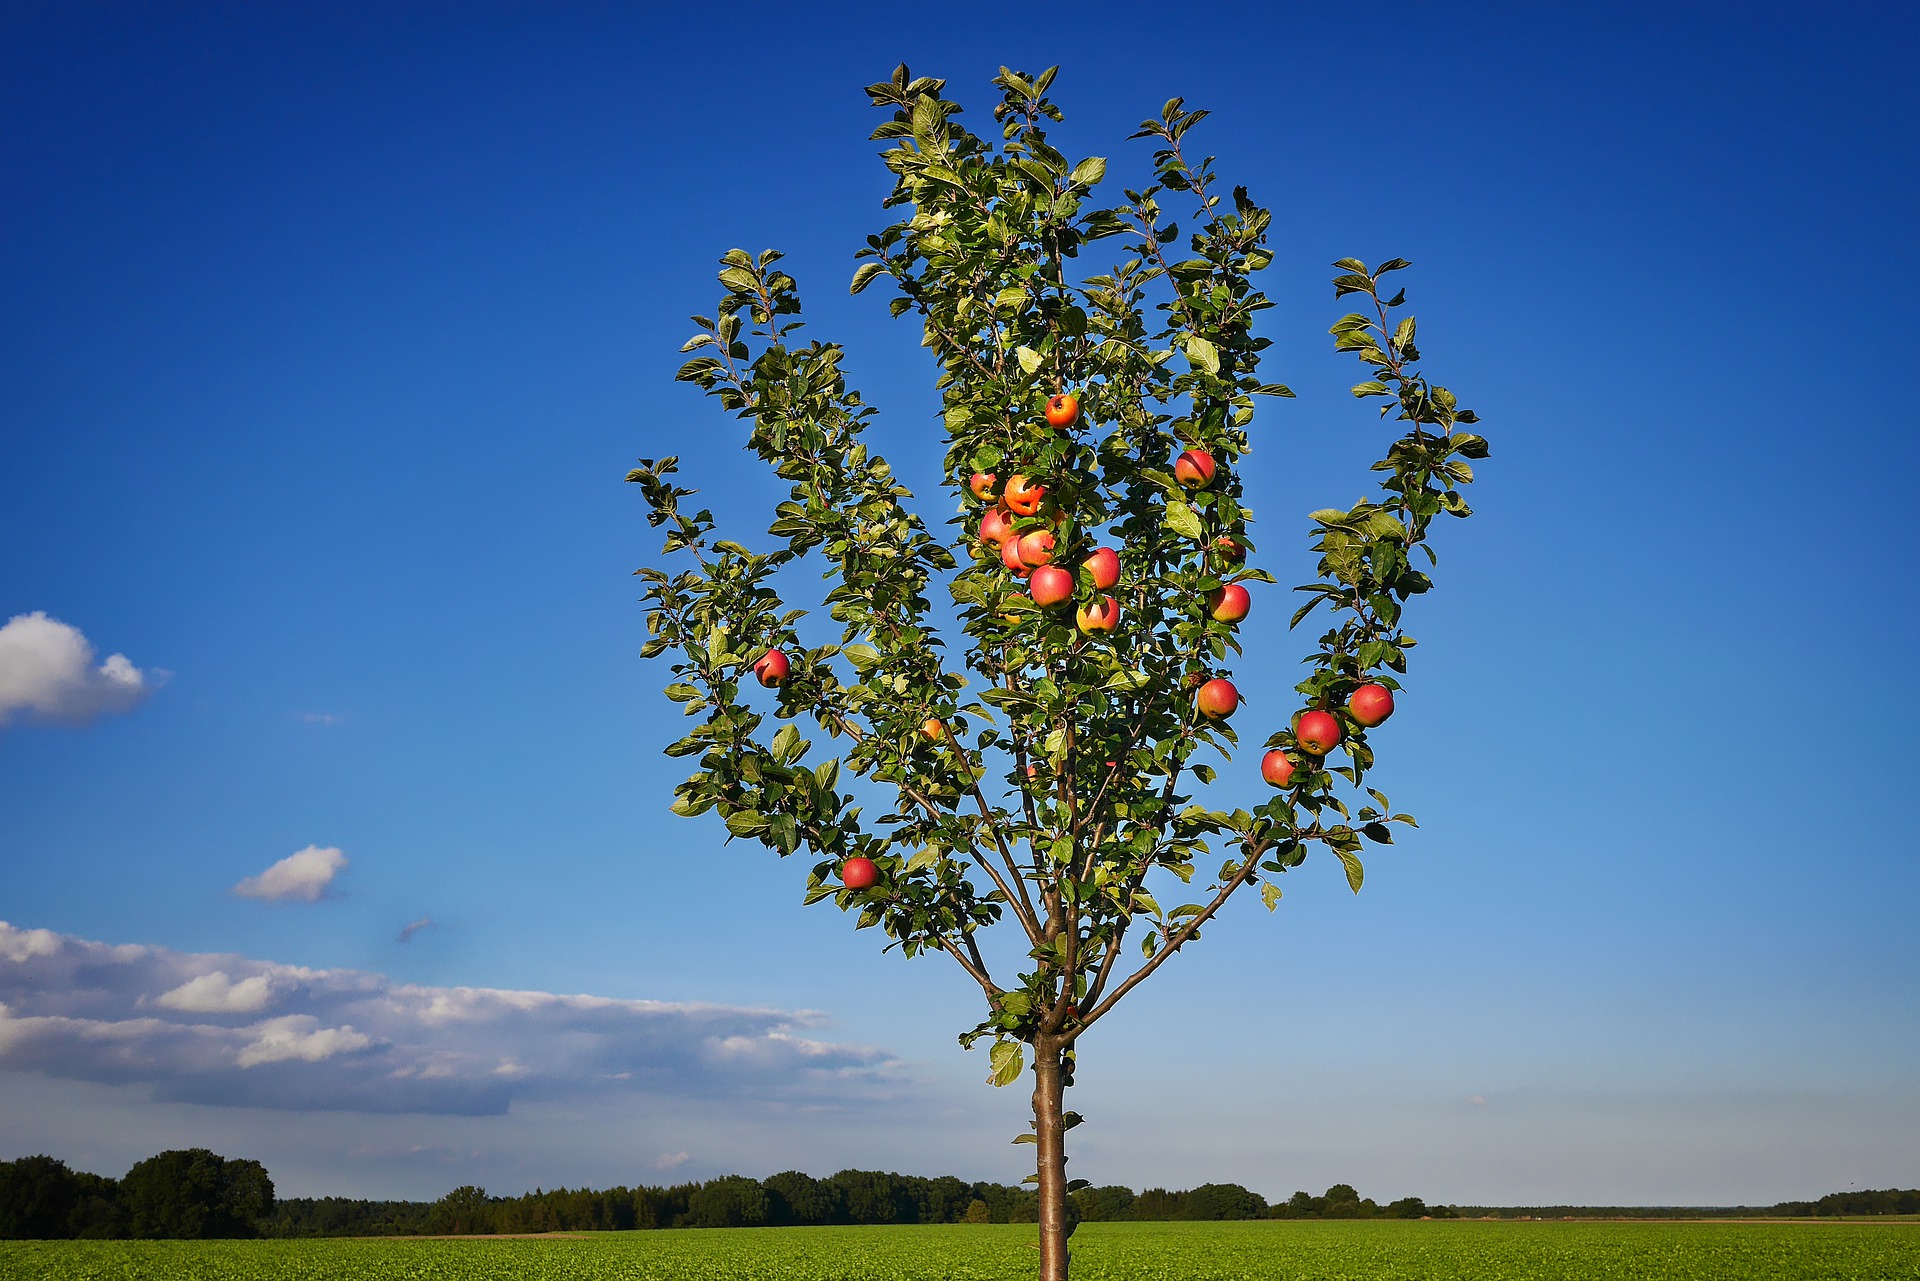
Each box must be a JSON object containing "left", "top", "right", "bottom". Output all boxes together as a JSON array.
[
  {"left": 1456, "top": 1188, "right": 1920, "bottom": 1220},
  {"left": 3, "top": 1149, "right": 1912, "bottom": 1240}
]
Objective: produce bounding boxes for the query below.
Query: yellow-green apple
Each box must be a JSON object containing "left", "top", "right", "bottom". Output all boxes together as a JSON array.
[
  {"left": 1208, "top": 583, "right": 1250, "bottom": 622},
  {"left": 1295, "top": 709, "right": 1342, "bottom": 755},
  {"left": 1028, "top": 564, "right": 1074, "bottom": 607},
  {"left": 1084, "top": 546, "right": 1120, "bottom": 589},
  {"left": 1196, "top": 678, "right": 1239, "bottom": 719},
  {"left": 1174, "top": 449, "right": 1216, "bottom": 489},
  {"left": 1075, "top": 594, "right": 1120, "bottom": 633},
  {"left": 968, "top": 472, "right": 997, "bottom": 502},
  {"left": 1348, "top": 683, "right": 1395, "bottom": 726},
  {"left": 841, "top": 857, "right": 878, "bottom": 889},
  {"left": 1260, "top": 749, "right": 1297, "bottom": 788},
  {"left": 752, "top": 649, "right": 790, "bottom": 687},
  {"left": 1044, "top": 392, "right": 1080, "bottom": 429}
]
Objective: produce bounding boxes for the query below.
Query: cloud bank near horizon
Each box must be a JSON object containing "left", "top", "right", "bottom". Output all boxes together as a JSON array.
[
  {"left": 0, "top": 922, "right": 897, "bottom": 1117},
  {"left": 0, "top": 612, "right": 162, "bottom": 727}
]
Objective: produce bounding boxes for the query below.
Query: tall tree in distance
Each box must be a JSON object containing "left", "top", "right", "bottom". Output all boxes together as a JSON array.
[{"left": 631, "top": 64, "right": 1489, "bottom": 1280}]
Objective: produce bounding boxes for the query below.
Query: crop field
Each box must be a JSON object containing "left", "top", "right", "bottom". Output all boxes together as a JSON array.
[{"left": 2, "top": 1220, "right": 1916, "bottom": 1281}]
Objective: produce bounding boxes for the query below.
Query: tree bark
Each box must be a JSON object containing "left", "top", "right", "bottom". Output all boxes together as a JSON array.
[{"left": 1032, "top": 1037, "right": 1071, "bottom": 1281}]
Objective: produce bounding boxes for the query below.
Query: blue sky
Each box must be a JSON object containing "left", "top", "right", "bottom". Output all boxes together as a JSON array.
[{"left": 2, "top": 1, "right": 1916, "bottom": 1205}]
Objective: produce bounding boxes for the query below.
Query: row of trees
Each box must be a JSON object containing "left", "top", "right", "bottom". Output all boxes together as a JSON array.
[
  {"left": 1, "top": 1152, "right": 1449, "bottom": 1239},
  {"left": 0, "top": 1150, "right": 272, "bottom": 1240},
  {"left": 11, "top": 1151, "right": 1909, "bottom": 1238}
]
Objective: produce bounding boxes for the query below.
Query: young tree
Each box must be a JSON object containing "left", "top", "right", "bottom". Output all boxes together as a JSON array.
[{"left": 630, "top": 65, "right": 1488, "bottom": 1280}]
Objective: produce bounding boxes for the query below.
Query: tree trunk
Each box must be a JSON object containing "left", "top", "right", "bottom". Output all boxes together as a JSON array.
[{"left": 1032, "top": 1037, "right": 1071, "bottom": 1281}]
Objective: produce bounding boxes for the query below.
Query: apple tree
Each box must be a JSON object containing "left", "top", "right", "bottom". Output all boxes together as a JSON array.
[{"left": 629, "top": 65, "right": 1487, "bottom": 1280}]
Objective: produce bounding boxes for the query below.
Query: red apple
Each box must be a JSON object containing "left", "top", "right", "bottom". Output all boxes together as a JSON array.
[
  {"left": 1016, "top": 529, "right": 1057, "bottom": 567},
  {"left": 1196, "top": 678, "right": 1239, "bottom": 719},
  {"left": 1208, "top": 583, "right": 1250, "bottom": 623},
  {"left": 1084, "top": 546, "right": 1120, "bottom": 590},
  {"left": 1212, "top": 536, "right": 1245, "bottom": 565},
  {"left": 968, "top": 472, "right": 997, "bottom": 502},
  {"left": 1028, "top": 564, "right": 1074, "bottom": 608},
  {"left": 921, "top": 717, "right": 946, "bottom": 741},
  {"left": 1002, "top": 474, "right": 1047, "bottom": 516},
  {"left": 1044, "top": 392, "right": 1081, "bottom": 429},
  {"left": 1075, "top": 594, "right": 1120, "bottom": 633},
  {"left": 1349, "top": 683, "right": 1395, "bottom": 727},
  {"left": 1174, "top": 449, "right": 1216, "bottom": 489},
  {"left": 980, "top": 508, "right": 1012, "bottom": 546},
  {"left": 1260, "top": 749, "right": 1297, "bottom": 788},
  {"left": 1000, "top": 536, "right": 1030, "bottom": 577},
  {"left": 752, "top": 649, "right": 790, "bottom": 688},
  {"left": 1295, "top": 709, "right": 1342, "bottom": 756},
  {"left": 841, "top": 857, "right": 878, "bottom": 890}
]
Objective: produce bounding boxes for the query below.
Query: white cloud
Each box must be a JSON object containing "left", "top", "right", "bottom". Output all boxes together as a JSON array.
[
  {"left": 156, "top": 971, "right": 276, "bottom": 1015},
  {"left": 235, "top": 1016, "right": 373, "bottom": 1068},
  {"left": 0, "top": 920, "right": 898, "bottom": 1116},
  {"left": 0, "top": 612, "right": 162, "bottom": 727},
  {"left": 232, "top": 846, "right": 348, "bottom": 903},
  {"left": 654, "top": 1150, "right": 691, "bottom": 1171}
]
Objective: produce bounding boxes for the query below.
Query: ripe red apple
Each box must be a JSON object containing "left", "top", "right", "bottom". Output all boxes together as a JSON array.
[
  {"left": 1208, "top": 583, "right": 1250, "bottom": 623},
  {"left": 1028, "top": 564, "right": 1074, "bottom": 608},
  {"left": 1260, "top": 749, "right": 1297, "bottom": 788},
  {"left": 1000, "top": 535, "right": 1030, "bottom": 577},
  {"left": 1173, "top": 449, "right": 1216, "bottom": 489},
  {"left": 1075, "top": 594, "right": 1120, "bottom": 633},
  {"left": 1295, "top": 709, "right": 1342, "bottom": 756},
  {"left": 1349, "top": 683, "right": 1395, "bottom": 727},
  {"left": 1044, "top": 392, "right": 1081, "bottom": 429},
  {"left": 1002, "top": 474, "right": 1047, "bottom": 516},
  {"left": 968, "top": 472, "right": 997, "bottom": 502},
  {"left": 980, "top": 508, "right": 1012, "bottom": 546},
  {"left": 920, "top": 717, "right": 946, "bottom": 741},
  {"left": 1016, "top": 529, "right": 1057, "bottom": 567},
  {"left": 1195, "top": 678, "right": 1239, "bottom": 720},
  {"left": 752, "top": 649, "right": 790, "bottom": 688},
  {"left": 1083, "top": 546, "right": 1120, "bottom": 590},
  {"left": 1212, "top": 536, "right": 1245, "bottom": 565},
  {"left": 841, "top": 857, "right": 878, "bottom": 890}
]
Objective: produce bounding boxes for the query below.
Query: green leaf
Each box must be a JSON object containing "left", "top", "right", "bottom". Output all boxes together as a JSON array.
[
  {"left": 988, "top": 1039, "right": 1025, "bottom": 1088},
  {"left": 850, "top": 262, "right": 887, "bottom": 295},
  {"left": 717, "top": 266, "right": 759, "bottom": 293},
  {"left": 1334, "top": 848, "right": 1365, "bottom": 894},
  {"left": 1260, "top": 882, "right": 1283, "bottom": 912},
  {"left": 725, "top": 811, "right": 769, "bottom": 838},
  {"left": 1164, "top": 501, "right": 1203, "bottom": 540},
  {"left": 844, "top": 644, "right": 882, "bottom": 671},
  {"left": 1016, "top": 346, "right": 1043, "bottom": 375},
  {"left": 1184, "top": 334, "right": 1220, "bottom": 374},
  {"left": 1350, "top": 381, "right": 1389, "bottom": 399},
  {"left": 1068, "top": 156, "right": 1107, "bottom": 187}
]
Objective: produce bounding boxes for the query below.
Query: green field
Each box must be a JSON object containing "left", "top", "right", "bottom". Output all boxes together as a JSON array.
[{"left": 2, "top": 1220, "right": 1916, "bottom": 1281}]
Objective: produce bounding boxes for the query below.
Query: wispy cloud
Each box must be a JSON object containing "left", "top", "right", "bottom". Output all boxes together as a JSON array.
[
  {"left": 396, "top": 918, "right": 434, "bottom": 944},
  {"left": 0, "top": 612, "right": 163, "bottom": 727},
  {"left": 297, "top": 711, "right": 346, "bottom": 726},
  {"left": 654, "top": 1150, "right": 691, "bottom": 1171},
  {"left": 0, "top": 922, "right": 897, "bottom": 1117},
  {"left": 232, "top": 846, "right": 348, "bottom": 903}
]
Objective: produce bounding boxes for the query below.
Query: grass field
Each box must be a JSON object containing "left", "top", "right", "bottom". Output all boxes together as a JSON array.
[{"left": 2, "top": 1220, "right": 1916, "bottom": 1281}]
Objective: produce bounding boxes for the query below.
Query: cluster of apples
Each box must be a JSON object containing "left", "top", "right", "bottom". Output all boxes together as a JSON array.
[{"left": 1258, "top": 683, "right": 1396, "bottom": 788}]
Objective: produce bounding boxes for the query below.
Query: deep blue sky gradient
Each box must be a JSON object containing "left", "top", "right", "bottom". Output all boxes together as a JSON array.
[{"left": 2, "top": 2, "right": 1916, "bottom": 1202}]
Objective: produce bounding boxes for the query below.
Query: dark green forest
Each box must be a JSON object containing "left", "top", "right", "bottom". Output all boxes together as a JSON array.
[{"left": 1, "top": 1149, "right": 1912, "bottom": 1239}]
